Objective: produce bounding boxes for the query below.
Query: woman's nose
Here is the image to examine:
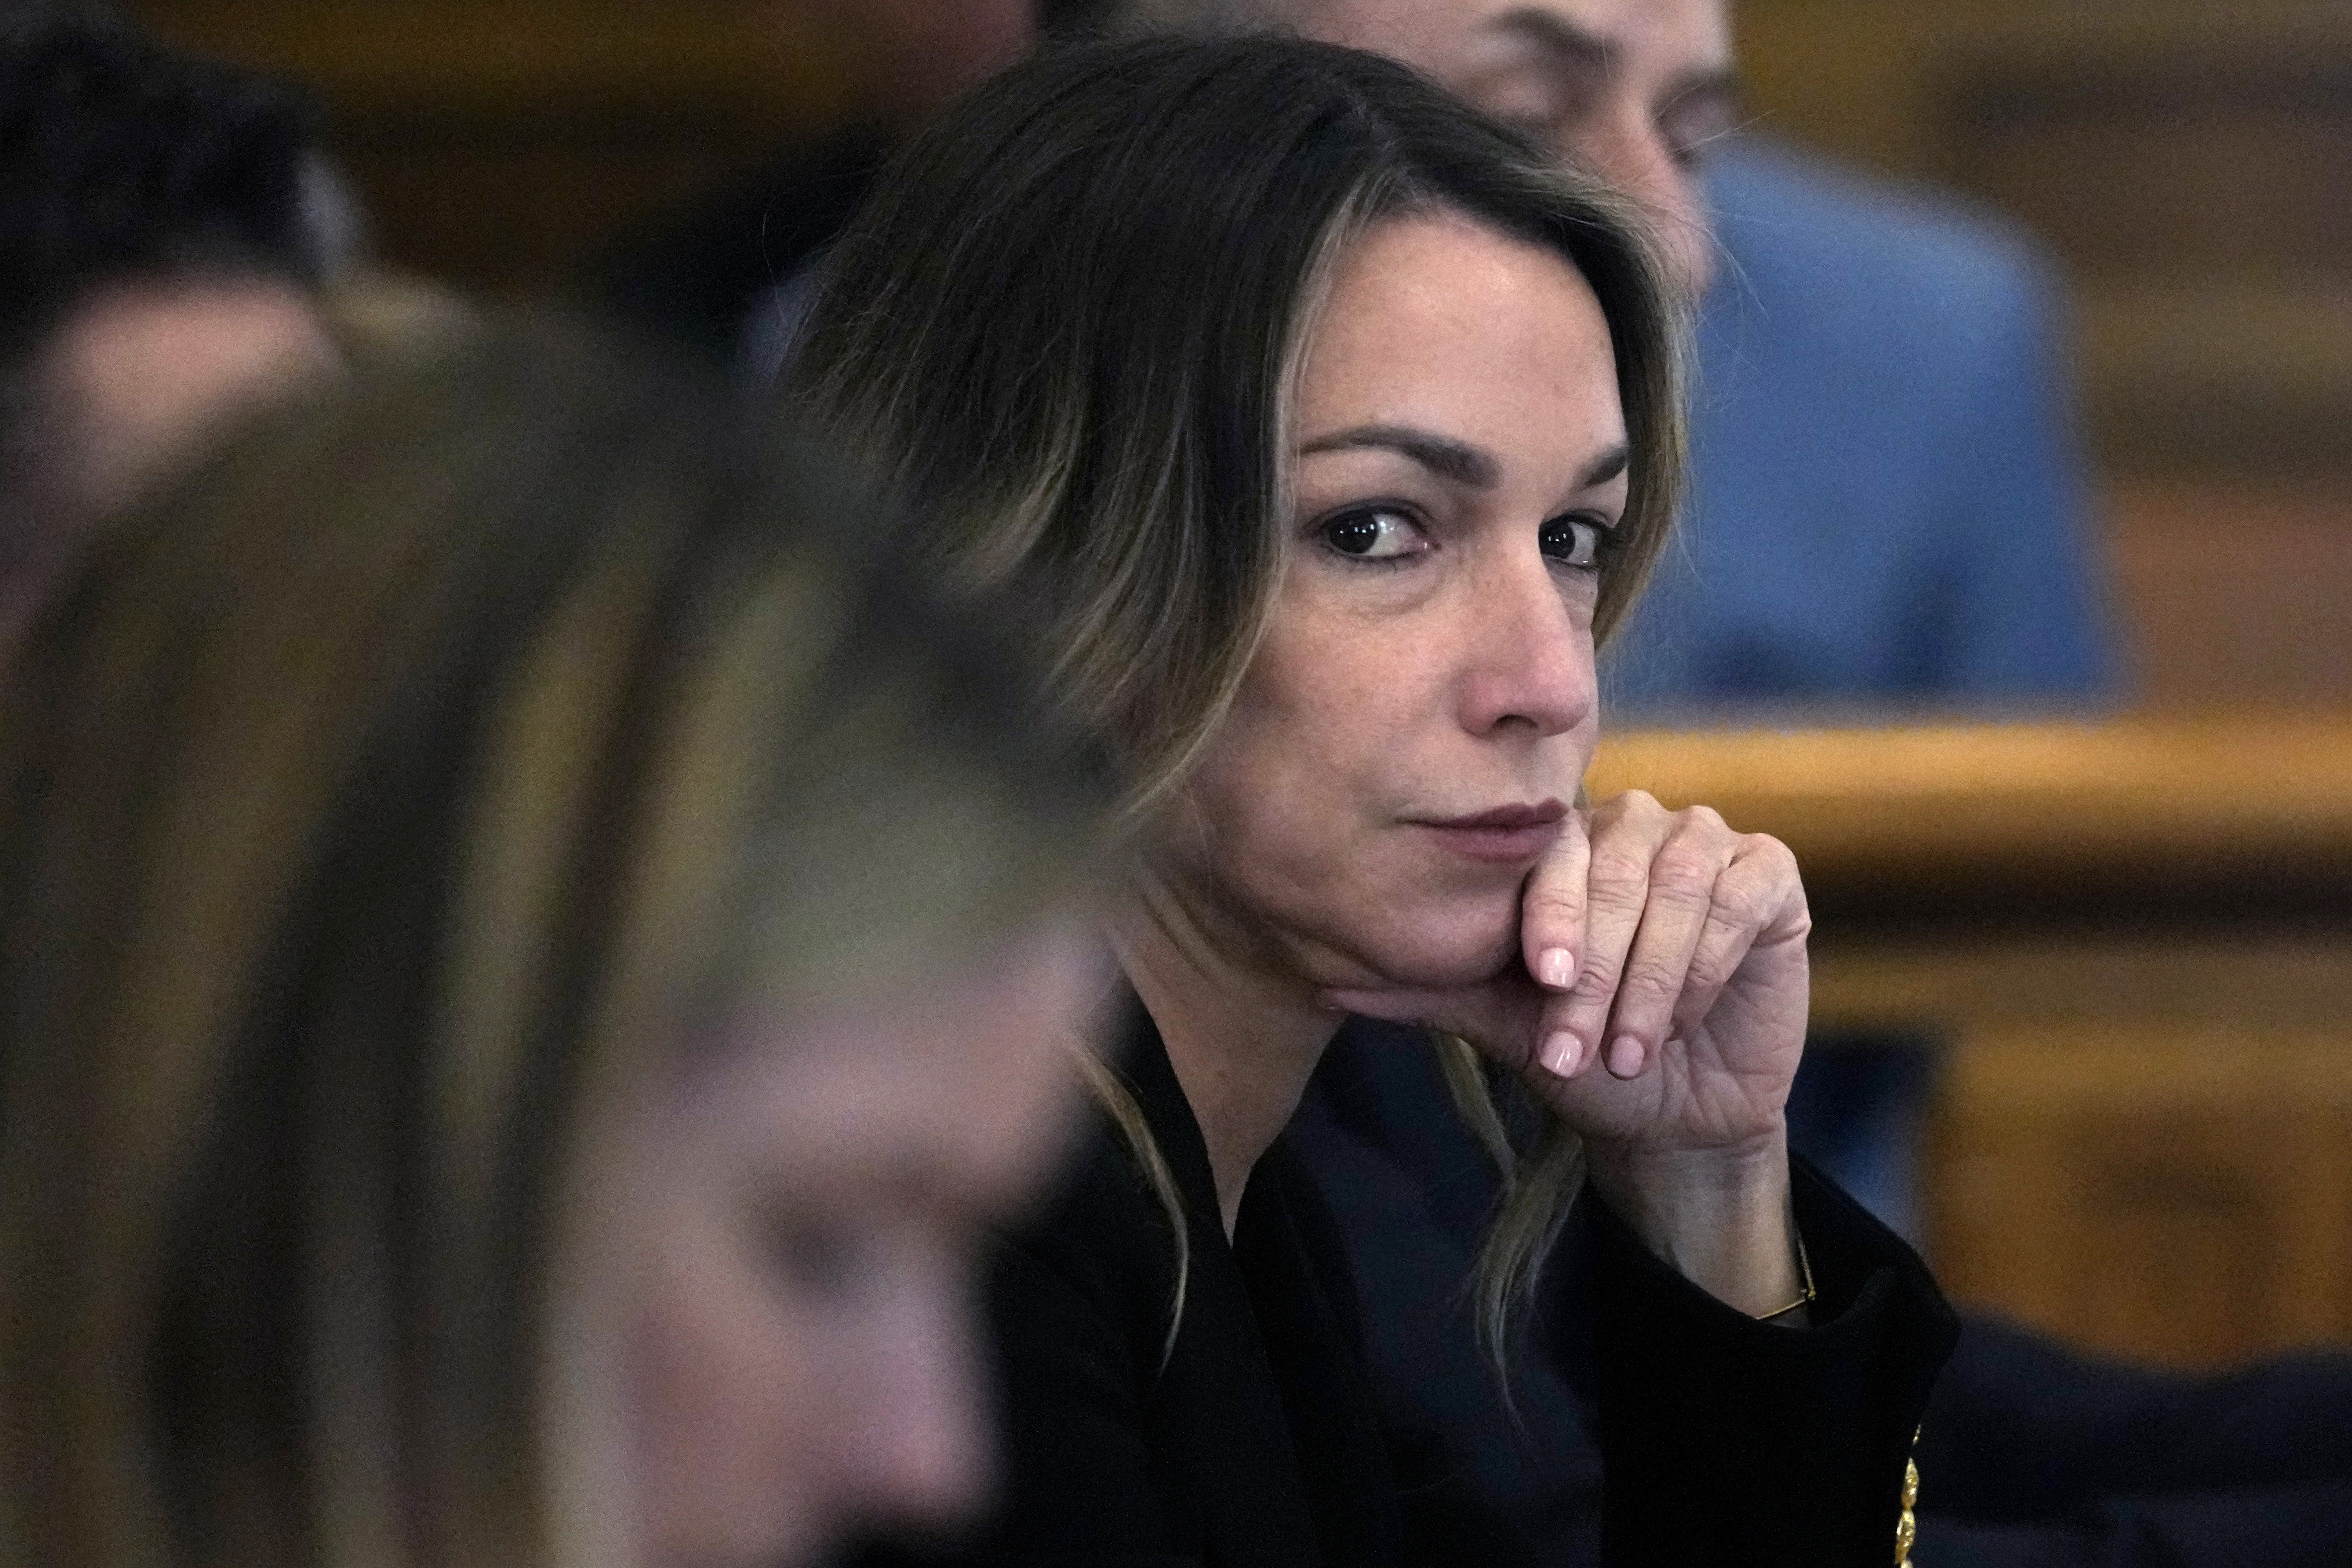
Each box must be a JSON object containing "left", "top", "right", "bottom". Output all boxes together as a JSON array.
[
  {"left": 836, "top": 1302, "right": 991, "bottom": 1534},
  {"left": 1454, "top": 549, "right": 1597, "bottom": 740}
]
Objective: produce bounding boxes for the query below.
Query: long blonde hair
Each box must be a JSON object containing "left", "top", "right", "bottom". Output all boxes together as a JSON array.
[
  {"left": 0, "top": 319, "right": 1105, "bottom": 1568},
  {"left": 792, "top": 36, "right": 1688, "bottom": 1363}
]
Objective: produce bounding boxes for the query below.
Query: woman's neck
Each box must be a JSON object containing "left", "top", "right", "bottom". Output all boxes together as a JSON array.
[{"left": 1107, "top": 872, "right": 1341, "bottom": 1238}]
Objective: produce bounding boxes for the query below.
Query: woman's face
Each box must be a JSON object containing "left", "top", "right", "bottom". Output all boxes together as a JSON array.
[
  {"left": 573, "top": 914, "right": 1103, "bottom": 1568},
  {"left": 1165, "top": 211, "right": 1628, "bottom": 993}
]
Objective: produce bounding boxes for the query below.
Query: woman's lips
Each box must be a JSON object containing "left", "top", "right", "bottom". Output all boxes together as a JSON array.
[{"left": 1408, "top": 800, "right": 1569, "bottom": 864}]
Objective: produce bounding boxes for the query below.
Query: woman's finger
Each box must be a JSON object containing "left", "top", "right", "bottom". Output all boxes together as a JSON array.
[
  {"left": 1545, "top": 793, "right": 1672, "bottom": 1079},
  {"left": 1665, "top": 832, "right": 1806, "bottom": 1053},
  {"left": 1668, "top": 834, "right": 1802, "bottom": 1040},
  {"left": 1595, "top": 810, "right": 1730, "bottom": 1077},
  {"left": 1535, "top": 985, "right": 1597, "bottom": 1079},
  {"left": 1522, "top": 808, "right": 1592, "bottom": 991},
  {"left": 1668, "top": 874, "right": 1766, "bottom": 1043}
]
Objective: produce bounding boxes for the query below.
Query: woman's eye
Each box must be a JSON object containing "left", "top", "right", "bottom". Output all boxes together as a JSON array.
[
  {"left": 1540, "top": 515, "right": 1604, "bottom": 569},
  {"left": 1321, "top": 507, "right": 1424, "bottom": 561}
]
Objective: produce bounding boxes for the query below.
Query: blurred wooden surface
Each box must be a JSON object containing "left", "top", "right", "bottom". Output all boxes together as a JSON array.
[
  {"left": 2107, "top": 477, "right": 2352, "bottom": 710},
  {"left": 1590, "top": 714, "right": 2352, "bottom": 909},
  {"left": 1594, "top": 716, "right": 2352, "bottom": 1368}
]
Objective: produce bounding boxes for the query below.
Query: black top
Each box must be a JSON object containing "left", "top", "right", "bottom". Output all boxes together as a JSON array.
[
  {"left": 865, "top": 1002, "right": 1957, "bottom": 1567},
  {"left": 1298, "top": 1018, "right": 2352, "bottom": 1568}
]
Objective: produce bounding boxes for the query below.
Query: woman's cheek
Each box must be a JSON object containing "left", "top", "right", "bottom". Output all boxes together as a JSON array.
[
  {"left": 627, "top": 1223, "right": 820, "bottom": 1565},
  {"left": 1295, "top": 843, "right": 1531, "bottom": 990}
]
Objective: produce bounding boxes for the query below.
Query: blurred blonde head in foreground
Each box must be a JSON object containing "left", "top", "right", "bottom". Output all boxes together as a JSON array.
[{"left": 0, "top": 321, "right": 1110, "bottom": 1568}]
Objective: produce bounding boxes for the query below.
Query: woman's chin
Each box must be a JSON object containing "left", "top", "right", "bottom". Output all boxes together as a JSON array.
[{"left": 1333, "top": 894, "right": 1525, "bottom": 992}]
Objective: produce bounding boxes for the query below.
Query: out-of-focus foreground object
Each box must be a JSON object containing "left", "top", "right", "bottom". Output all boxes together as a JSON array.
[
  {"left": 1595, "top": 714, "right": 2352, "bottom": 1369},
  {"left": 0, "top": 320, "right": 1108, "bottom": 1568}
]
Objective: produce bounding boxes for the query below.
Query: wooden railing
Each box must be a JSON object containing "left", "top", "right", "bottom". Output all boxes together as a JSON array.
[
  {"left": 1591, "top": 714, "right": 2352, "bottom": 908},
  {"left": 1593, "top": 715, "right": 2352, "bottom": 1369}
]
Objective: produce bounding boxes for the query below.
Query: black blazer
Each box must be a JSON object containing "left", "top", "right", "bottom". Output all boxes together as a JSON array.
[
  {"left": 1298, "top": 1018, "right": 2352, "bottom": 1568},
  {"left": 862, "top": 1003, "right": 1957, "bottom": 1567}
]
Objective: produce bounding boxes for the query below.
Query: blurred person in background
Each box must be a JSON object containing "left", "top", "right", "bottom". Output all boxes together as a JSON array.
[
  {"left": 0, "top": 9, "right": 345, "bottom": 673},
  {"left": 0, "top": 321, "right": 1112, "bottom": 1568}
]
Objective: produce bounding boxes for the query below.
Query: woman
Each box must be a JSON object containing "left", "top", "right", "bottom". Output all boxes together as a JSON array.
[
  {"left": 793, "top": 35, "right": 1955, "bottom": 1566},
  {"left": 0, "top": 323, "right": 1110, "bottom": 1568}
]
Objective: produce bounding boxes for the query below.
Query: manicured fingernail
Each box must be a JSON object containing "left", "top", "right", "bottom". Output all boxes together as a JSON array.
[
  {"left": 1541, "top": 1030, "right": 1583, "bottom": 1077},
  {"left": 1607, "top": 1035, "right": 1645, "bottom": 1078},
  {"left": 1538, "top": 948, "right": 1576, "bottom": 989}
]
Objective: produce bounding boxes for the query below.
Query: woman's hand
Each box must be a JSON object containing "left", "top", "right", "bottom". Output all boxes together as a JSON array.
[
  {"left": 1322, "top": 791, "right": 1813, "bottom": 1314},
  {"left": 1518, "top": 791, "right": 1808, "bottom": 1145}
]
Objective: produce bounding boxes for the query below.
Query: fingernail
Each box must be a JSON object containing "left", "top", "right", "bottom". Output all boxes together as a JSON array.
[
  {"left": 1607, "top": 1035, "right": 1645, "bottom": 1078},
  {"left": 1541, "top": 1030, "right": 1583, "bottom": 1078},
  {"left": 1537, "top": 948, "right": 1576, "bottom": 989}
]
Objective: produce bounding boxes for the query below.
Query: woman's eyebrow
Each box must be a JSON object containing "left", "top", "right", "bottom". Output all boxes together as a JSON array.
[
  {"left": 1299, "top": 428, "right": 1629, "bottom": 495},
  {"left": 1580, "top": 443, "right": 1630, "bottom": 489},
  {"left": 1298, "top": 424, "right": 1499, "bottom": 488}
]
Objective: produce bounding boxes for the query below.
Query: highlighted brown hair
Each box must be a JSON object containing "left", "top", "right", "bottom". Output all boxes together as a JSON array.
[
  {"left": 0, "top": 319, "right": 1105, "bottom": 1567},
  {"left": 792, "top": 34, "right": 1687, "bottom": 1366}
]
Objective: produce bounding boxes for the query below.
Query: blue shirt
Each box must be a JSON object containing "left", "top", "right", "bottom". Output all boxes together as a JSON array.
[{"left": 1603, "top": 137, "right": 2118, "bottom": 716}]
